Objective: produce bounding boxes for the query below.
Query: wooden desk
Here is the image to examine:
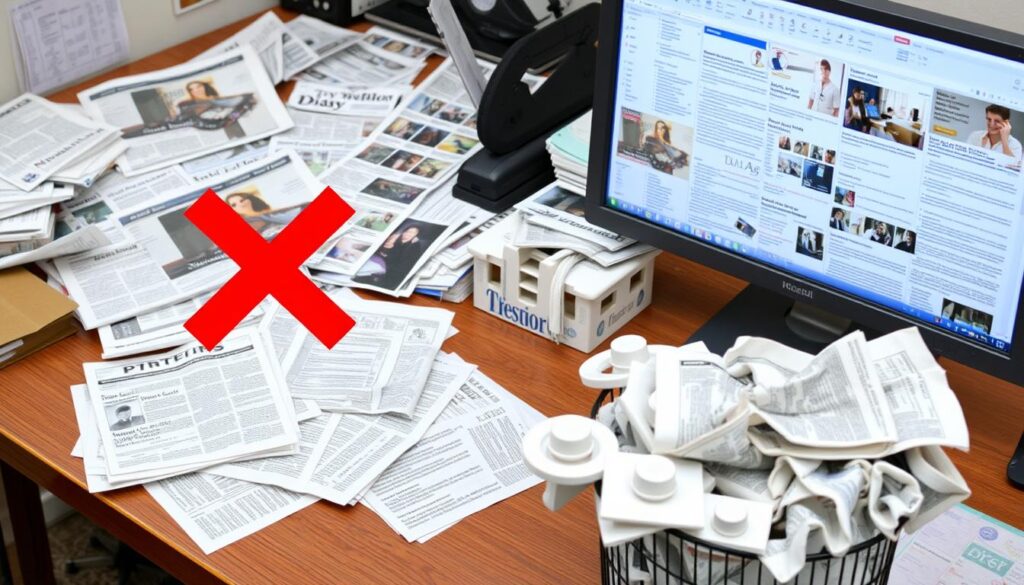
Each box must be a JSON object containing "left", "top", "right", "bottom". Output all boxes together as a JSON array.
[{"left": 1, "top": 7, "right": 1022, "bottom": 585}]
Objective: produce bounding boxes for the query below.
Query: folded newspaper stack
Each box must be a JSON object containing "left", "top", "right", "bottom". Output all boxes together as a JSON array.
[
  {"left": 539, "top": 328, "right": 971, "bottom": 584},
  {"left": 512, "top": 183, "right": 658, "bottom": 268},
  {"left": 70, "top": 288, "right": 544, "bottom": 552},
  {"left": 546, "top": 110, "right": 592, "bottom": 196},
  {"left": 0, "top": 95, "right": 124, "bottom": 271}
]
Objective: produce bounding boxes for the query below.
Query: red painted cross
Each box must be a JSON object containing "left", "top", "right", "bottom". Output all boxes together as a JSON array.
[{"left": 183, "top": 186, "right": 355, "bottom": 350}]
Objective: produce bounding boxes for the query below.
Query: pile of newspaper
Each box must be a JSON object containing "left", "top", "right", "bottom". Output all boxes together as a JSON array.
[
  {"left": 0, "top": 95, "right": 125, "bottom": 271},
  {"left": 587, "top": 328, "right": 971, "bottom": 583},
  {"left": 0, "top": 11, "right": 554, "bottom": 553},
  {"left": 304, "top": 58, "right": 536, "bottom": 300},
  {"left": 546, "top": 110, "right": 592, "bottom": 196},
  {"left": 25, "top": 18, "right": 469, "bottom": 358},
  {"left": 71, "top": 288, "right": 544, "bottom": 553}
]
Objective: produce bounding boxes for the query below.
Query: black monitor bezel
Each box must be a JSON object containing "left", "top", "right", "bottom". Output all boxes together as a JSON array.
[{"left": 584, "top": 0, "right": 1024, "bottom": 385}]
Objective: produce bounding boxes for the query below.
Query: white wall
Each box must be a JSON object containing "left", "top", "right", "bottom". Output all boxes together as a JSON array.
[
  {"left": 0, "top": 0, "right": 277, "bottom": 102},
  {"left": 892, "top": 0, "right": 1024, "bottom": 31}
]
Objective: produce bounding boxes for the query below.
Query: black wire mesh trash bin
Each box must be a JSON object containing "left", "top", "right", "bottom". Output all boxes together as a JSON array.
[{"left": 590, "top": 388, "right": 899, "bottom": 585}]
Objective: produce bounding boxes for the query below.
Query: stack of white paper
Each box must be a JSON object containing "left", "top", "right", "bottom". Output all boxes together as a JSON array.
[
  {"left": 0, "top": 95, "right": 123, "bottom": 270},
  {"left": 511, "top": 183, "right": 658, "bottom": 268},
  {"left": 546, "top": 110, "right": 592, "bottom": 195}
]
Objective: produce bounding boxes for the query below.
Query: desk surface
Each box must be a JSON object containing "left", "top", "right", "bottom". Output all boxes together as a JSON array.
[{"left": 0, "top": 7, "right": 1021, "bottom": 585}]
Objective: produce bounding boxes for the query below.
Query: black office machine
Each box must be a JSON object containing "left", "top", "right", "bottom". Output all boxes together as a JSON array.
[
  {"left": 367, "top": 0, "right": 576, "bottom": 62},
  {"left": 453, "top": 2, "right": 599, "bottom": 212}
]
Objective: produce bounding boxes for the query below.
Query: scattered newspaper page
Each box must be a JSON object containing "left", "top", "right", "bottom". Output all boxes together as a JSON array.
[
  {"left": 0, "top": 204, "right": 51, "bottom": 242},
  {"left": 145, "top": 472, "right": 317, "bottom": 554},
  {"left": 284, "top": 14, "right": 362, "bottom": 66},
  {"left": 303, "top": 354, "right": 474, "bottom": 506},
  {"left": 97, "top": 292, "right": 265, "bottom": 359},
  {"left": 315, "top": 59, "right": 509, "bottom": 277},
  {"left": 310, "top": 184, "right": 469, "bottom": 296},
  {"left": 78, "top": 46, "right": 293, "bottom": 176},
  {"left": 193, "top": 11, "right": 287, "bottom": 84},
  {"left": 284, "top": 328, "right": 403, "bottom": 411},
  {"left": 512, "top": 212, "right": 656, "bottom": 268},
  {"left": 315, "top": 177, "right": 484, "bottom": 296},
  {"left": 288, "top": 81, "right": 404, "bottom": 117},
  {"left": 0, "top": 223, "right": 109, "bottom": 270},
  {"left": 302, "top": 43, "right": 424, "bottom": 88},
  {"left": 282, "top": 294, "right": 454, "bottom": 415},
  {"left": 59, "top": 167, "right": 194, "bottom": 226},
  {"left": 362, "top": 369, "right": 545, "bottom": 542},
  {"left": 179, "top": 139, "right": 270, "bottom": 183},
  {"left": 9, "top": 0, "right": 129, "bottom": 96},
  {"left": 54, "top": 152, "right": 322, "bottom": 328},
  {"left": 268, "top": 108, "right": 381, "bottom": 175},
  {"left": 48, "top": 130, "right": 127, "bottom": 188},
  {"left": 82, "top": 328, "right": 299, "bottom": 481},
  {"left": 205, "top": 415, "right": 339, "bottom": 493},
  {"left": 0, "top": 94, "right": 118, "bottom": 190},
  {"left": 71, "top": 382, "right": 317, "bottom": 493},
  {"left": 361, "top": 26, "right": 436, "bottom": 61},
  {"left": 0, "top": 177, "right": 53, "bottom": 204}
]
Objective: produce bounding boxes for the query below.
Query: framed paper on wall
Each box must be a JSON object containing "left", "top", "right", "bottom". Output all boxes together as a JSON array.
[{"left": 174, "top": 0, "right": 220, "bottom": 14}]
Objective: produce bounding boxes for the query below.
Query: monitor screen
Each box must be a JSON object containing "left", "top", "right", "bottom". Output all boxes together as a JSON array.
[{"left": 602, "top": 0, "right": 1024, "bottom": 354}]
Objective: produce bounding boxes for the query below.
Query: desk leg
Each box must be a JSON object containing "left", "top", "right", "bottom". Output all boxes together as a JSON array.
[{"left": 0, "top": 462, "right": 55, "bottom": 585}]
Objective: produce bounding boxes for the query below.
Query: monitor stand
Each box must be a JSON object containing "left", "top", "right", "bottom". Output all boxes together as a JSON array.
[{"left": 685, "top": 284, "right": 875, "bottom": 355}]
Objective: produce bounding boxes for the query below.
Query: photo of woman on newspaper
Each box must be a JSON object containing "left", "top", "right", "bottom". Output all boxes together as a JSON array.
[
  {"left": 79, "top": 47, "right": 291, "bottom": 176},
  {"left": 225, "top": 188, "right": 307, "bottom": 239},
  {"left": 122, "top": 77, "right": 257, "bottom": 139},
  {"left": 352, "top": 219, "right": 446, "bottom": 292}
]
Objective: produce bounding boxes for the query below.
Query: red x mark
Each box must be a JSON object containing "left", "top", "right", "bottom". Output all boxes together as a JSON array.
[{"left": 183, "top": 187, "right": 355, "bottom": 350}]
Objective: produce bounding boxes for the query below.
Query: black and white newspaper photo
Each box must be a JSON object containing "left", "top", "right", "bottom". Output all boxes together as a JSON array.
[{"left": 78, "top": 46, "right": 293, "bottom": 176}]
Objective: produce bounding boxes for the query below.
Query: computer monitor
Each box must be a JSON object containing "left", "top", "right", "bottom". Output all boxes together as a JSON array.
[{"left": 585, "top": 0, "right": 1024, "bottom": 388}]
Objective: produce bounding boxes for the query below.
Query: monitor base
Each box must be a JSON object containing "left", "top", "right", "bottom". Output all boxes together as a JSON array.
[
  {"left": 685, "top": 284, "right": 876, "bottom": 355},
  {"left": 1008, "top": 431, "right": 1024, "bottom": 490}
]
